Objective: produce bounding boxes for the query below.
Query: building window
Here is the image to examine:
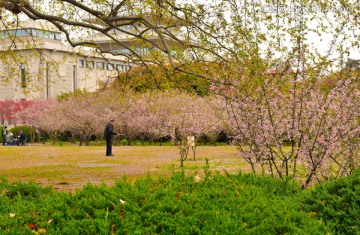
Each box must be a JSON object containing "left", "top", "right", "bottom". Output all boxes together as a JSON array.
[
  {"left": 20, "top": 64, "right": 26, "bottom": 88},
  {"left": 121, "top": 49, "right": 131, "bottom": 54},
  {"left": 46, "top": 32, "right": 54, "bottom": 39},
  {"left": 54, "top": 33, "right": 61, "bottom": 40},
  {"left": 96, "top": 62, "right": 105, "bottom": 70},
  {"left": 35, "top": 30, "right": 44, "bottom": 38},
  {"left": 73, "top": 65, "right": 77, "bottom": 91},
  {"left": 46, "top": 63, "right": 50, "bottom": 99},
  {"left": 107, "top": 63, "right": 114, "bottom": 71},
  {"left": 0, "top": 28, "right": 62, "bottom": 40},
  {"left": 86, "top": 61, "right": 95, "bottom": 69},
  {"left": 116, "top": 64, "right": 124, "bottom": 71},
  {"left": 15, "top": 29, "right": 23, "bottom": 37},
  {"left": 79, "top": 60, "right": 85, "bottom": 68}
]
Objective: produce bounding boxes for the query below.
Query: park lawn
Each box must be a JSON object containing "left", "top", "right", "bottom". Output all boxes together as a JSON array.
[{"left": 0, "top": 144, "right": 244, "bottom": 191}]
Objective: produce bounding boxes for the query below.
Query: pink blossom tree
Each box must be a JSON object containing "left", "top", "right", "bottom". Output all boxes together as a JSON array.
[
  {"left": 160, "top": 91, "right": 222, "bottom": 166},
  {"left": 117, "top": 90, "right": 223, "bottom": 166},
  {"left": 221, "top": 76, "right": 359, "bottom": 184},
  {"left": 19, "top": 99, "right": 61, "bottom": 142},
  {"left": 120, "top": 94, "right": 153, "bottom": 145},
  {"left": 0, "top": 99, "right": 33, "bottom": 125},
  {"left": 55, "top": 94, "right": 106, "bottom": 146},
  {"left": 19, "top": 91, "right": 120, "bottom": 145}
]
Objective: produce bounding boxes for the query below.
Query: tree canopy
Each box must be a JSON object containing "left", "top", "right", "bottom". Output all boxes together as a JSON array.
[{"left": 1, "top": 0, "right": 359, "bottom": 82}]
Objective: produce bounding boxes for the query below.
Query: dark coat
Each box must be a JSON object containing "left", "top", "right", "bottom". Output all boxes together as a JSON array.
[
  {"left": 104, "top": 122, "right": 117, "bottom": 139},
  {"left": 19, "top": 132, "right": 27, "bottom": 142}
]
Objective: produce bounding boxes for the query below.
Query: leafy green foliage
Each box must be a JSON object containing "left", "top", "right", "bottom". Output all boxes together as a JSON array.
[
  {"left": 113, "top": 64, "right": 211, "bottom": 96},
  {"left": 57, "top": 89, "right": 91, "bottom": 101},
  {"left": 1, "top": 171, "right": 357, "bottom": 234},
  {"left": 0, "top": 126, "right": 5, "bottom": 143},
  {"left": 300, "top": 170, "right": 360, "bottom": 234}
]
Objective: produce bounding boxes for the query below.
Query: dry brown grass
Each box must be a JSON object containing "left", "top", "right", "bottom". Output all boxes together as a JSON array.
[{"left": 0, "top": 144, "right": 247, "bottom": 192}]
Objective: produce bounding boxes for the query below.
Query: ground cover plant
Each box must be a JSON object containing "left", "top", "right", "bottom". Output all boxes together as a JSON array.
[
  {"left": 300, "top": 170, "right": 360, "bottom": 235},
  {"left": 0, "top": 170, "right": 336, "bottom": 234}
]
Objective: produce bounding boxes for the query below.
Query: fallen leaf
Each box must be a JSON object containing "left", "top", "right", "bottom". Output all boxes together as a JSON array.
[
  {"left": 307, "top": 212, "right": 318, "bottom": 217},
  {"left": 111, "top": 224, "right": 116, "bottom": 235},
  {"left": 9, "top": 213, "right": 16, "bottom": 218},
  {"left": 120, "top": 209, "right": 125, "bottom": 220},
  {"left": 2, "top": 188, "right": 8, "bottom": 196},
  {"left": 195, "top": 175, "right": 202, "bottom": 182},
  {"left": 119, "top": 199, "right": 126, "bottom": 204},
  {"left": 27, "top": 223, "right": 37, "bottom": 229}
]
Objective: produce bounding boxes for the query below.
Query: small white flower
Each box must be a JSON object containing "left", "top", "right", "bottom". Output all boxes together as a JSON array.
[
  {"left": 9, "top": 213, "right": 16, "bottom": 218},
  {"left": 119, "top": 199, "right": 126, "bottom": 204}
]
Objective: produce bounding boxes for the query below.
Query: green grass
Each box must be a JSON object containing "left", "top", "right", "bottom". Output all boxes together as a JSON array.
[{"left": 0, "top": 145, "right": 242, "bottom": 192}]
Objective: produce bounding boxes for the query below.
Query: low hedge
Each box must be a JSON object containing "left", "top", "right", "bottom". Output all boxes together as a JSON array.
[{"left": 0, "top": 170, "right": 359, "bottom": 234}]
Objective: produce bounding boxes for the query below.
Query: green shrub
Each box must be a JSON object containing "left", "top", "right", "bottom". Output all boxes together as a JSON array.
[
  {"left": 0, "top": 126, "right": 5, "bottom": 144},
  {"left": 4, "top": 171, "right": 356, "bottom": 234},
  {"left": 300, "top": 170, "right": 360, "bottom": 234}
]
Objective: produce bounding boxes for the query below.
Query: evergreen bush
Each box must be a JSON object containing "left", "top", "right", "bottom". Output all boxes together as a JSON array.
[{"left": 1, "top": 171, "right": 357, "bottom": 234}]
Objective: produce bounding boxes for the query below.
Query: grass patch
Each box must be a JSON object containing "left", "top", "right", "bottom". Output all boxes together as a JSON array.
[{"left": 0, "top": 145, "right": 243, "bottom": 191}]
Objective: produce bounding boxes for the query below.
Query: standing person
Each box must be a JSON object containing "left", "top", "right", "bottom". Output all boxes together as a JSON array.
[
  {"left": 187, "top": 135, "right": 196, "bottom": 160},
  {"left": 18, "top": 130, "right": 27, "bottom": 146},
  {"left": 2, "top": 126, "right": 7, "bottom": 146},
  {"left": 104, "top": 119, "right": 118, "bottom": 156}
]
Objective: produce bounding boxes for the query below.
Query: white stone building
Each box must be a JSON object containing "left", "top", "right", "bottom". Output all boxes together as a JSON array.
[{"left": 0, "top": 20, "right": 131, "bottom": 101}]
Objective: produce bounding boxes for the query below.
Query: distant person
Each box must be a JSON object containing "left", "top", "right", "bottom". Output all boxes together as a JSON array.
[
  {"left": 104, "top": 119, "right": 118, "bottom": 156},
  {"left": 187, "top": 135, "right": 196, "bottom": 160},
  {"left": 18, "top": 130, "right": 27, "bottom": 146},
  {"left": 6, "top": 132, "right": 15, "bottom": 145},
  {"left": 2, "top": 126, "right": 7, "bottom": 146}
]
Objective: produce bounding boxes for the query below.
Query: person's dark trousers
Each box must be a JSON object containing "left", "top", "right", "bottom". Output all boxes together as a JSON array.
[
  {"left": 106, "top": 138, "right": 112, "bottom": 156},
  {"left": 2, "top": 135, "right": 5, "bottom": 146}
]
